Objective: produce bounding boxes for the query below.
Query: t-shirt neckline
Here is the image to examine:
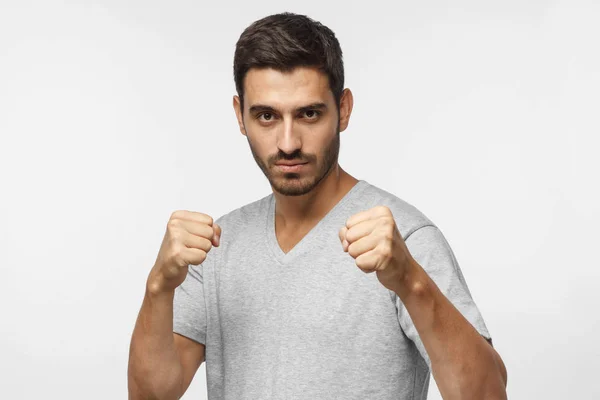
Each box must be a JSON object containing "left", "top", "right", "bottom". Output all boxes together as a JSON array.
[{"left": 265, "top": 179, "right": 369, "bottom": 265}]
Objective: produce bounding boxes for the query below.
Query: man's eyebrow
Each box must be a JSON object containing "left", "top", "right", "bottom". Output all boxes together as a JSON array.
[
  {"left": 248, "top": 104, "right": 276, "bottom": 114},
  {"left": 297, "top": 103, "right": 327, "bottom": 113},
  {"left": 248, "top": 102, "right": 328, "bottom": 114}
]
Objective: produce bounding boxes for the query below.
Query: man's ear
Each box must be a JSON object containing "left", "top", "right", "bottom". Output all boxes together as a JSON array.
[
  {"left": 338, "top": 88, "right": 354, "bottom": 133},
  {"left": 233, "top": 95, "right": 247, "bottom": 136}
]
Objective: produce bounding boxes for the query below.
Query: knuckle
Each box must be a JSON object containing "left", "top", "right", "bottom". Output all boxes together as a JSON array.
[
  {"left": 345, "top": 231, "right": 353, "bottom": 242},
  {"left": 171, "top": 248, "right": 186, "bottom": 268},
  {"left": 167, "top": 219, "right": 179, "bottom": 231},
  {"left": 171, "top": 255, "right": 183, "bottom": 269},
  {"left": 171, "top": 242, "right": 184, "bottom": 258},
  {"left": 169, "top": 229, "right": 181, "bottom": 244},
  {"left": 347, "top": 244, "right": 357, "bottom": 257},
  {"left": 171, "top": 210, "right": 184, "bottom": 220}
]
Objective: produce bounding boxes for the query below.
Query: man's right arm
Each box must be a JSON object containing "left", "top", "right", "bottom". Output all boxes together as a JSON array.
[
  {"left": 128, "top": 210, "right": 219, "bottom": 399},
  {"left": 128, "top": 280, "right": 205, "bottom": 400}
]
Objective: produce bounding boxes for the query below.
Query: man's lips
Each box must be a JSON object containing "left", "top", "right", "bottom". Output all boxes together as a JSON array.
[
  {"left": 275, "top": 161, "right": 307, "bottom": 166},
  {"left": 274, "top": 162, "right": 308, "bottom": 171}
]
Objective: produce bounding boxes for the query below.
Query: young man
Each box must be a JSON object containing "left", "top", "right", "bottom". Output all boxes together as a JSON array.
[{"left": 128, "top": 12, "right": 508, "bottom": 400}]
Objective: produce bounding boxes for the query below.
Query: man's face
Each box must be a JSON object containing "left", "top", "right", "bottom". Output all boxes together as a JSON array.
[{"left": 233, "top": 67, "right": 342, "bottom": 197}]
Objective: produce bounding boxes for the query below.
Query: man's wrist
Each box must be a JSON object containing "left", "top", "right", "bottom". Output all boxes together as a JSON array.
[
  {"left": 394, "top": 258, "right": 430, "bottom": 301},
  {"left": 146, "top": 271, "right": 175, "bottom": 298}
]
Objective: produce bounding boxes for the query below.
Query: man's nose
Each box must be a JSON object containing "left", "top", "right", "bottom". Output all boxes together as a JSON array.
[{"left": 276, "top": 118, "right": 302, "bottom": 155}]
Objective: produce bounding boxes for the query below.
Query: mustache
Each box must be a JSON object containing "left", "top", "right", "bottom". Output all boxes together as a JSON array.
[{"left": 271, "top": 150, "right": 313, "bottom": 164}]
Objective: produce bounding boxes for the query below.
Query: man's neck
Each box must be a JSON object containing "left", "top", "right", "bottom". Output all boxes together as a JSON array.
[{"left": 272, "top": 164, "right": 359, "bottom": 229}]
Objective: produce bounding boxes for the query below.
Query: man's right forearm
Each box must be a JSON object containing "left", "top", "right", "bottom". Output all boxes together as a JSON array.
[{"left": 128, "top": 277, "right": 183, "bottom": 400}]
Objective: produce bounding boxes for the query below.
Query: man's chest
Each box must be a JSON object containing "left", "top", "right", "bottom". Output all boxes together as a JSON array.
[{"left": 210, "top": 247, "right": 404, "bottom": 348}]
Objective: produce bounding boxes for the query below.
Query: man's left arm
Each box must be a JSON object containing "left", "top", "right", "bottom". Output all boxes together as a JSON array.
[
  {"left": 340, "top": 206, "right": 507, "bottom": 400},
  {"left": 395, "top": 256, "right": 508, "bottom": 399}
]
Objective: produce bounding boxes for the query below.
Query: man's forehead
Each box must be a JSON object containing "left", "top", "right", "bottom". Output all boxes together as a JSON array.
[{"left": 243, "top": 67, "right": 333, "bottom": 108}]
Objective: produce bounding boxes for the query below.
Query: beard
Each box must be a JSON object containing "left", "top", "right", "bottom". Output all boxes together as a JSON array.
[{"left": 247, "top": 127, "right": 340, "bottom": 197}]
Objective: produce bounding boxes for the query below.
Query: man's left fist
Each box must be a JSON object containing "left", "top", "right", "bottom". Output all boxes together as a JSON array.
[{"left": 339, "top": 205, "right": 414, "bottom": 292}]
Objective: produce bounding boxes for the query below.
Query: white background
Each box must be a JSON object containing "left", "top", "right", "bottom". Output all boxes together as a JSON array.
[{"left": 1, "top": 0, "right": 599, "bottom": 399}]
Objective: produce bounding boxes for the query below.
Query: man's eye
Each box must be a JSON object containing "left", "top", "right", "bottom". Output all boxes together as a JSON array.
[
  {"left": 258, "top": 112, "right": 275, "bottom": 121},
  {"left": 303, "top": 110, "right": 321, "bottom": 119}
]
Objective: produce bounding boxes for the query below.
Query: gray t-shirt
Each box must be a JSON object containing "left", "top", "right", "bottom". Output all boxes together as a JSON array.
[{"left": 173, "top": 179, "right": 491, "bottom": 399}]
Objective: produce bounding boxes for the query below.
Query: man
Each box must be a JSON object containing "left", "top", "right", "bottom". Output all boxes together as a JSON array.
[{"left": 128, "top": 12, "right": 508, "bottom": 400}]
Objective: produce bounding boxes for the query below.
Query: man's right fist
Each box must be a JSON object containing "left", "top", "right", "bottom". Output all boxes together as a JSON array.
[{"left": 147, "top": 210, "right": 221, "bottom": 294}]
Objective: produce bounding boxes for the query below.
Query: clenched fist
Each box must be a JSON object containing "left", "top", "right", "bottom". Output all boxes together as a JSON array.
[
  {"left": 338, "top": 205, "right": 414, "bottom": 293},
  {"left": 147, "top": 210, "right": 221, "bottom": 294}
]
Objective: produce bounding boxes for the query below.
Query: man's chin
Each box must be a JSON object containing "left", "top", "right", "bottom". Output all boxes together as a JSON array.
[{"left": 270, "top": 176, "right": 315, "bottom": 196}]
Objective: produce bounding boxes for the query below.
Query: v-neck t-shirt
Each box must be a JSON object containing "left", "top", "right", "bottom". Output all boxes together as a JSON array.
[
  {"left": 265, "top": 179, "right": 366, "bottom": 265},
  {"left": 173, "top": 179, "right": 492, "bottom": 400}
]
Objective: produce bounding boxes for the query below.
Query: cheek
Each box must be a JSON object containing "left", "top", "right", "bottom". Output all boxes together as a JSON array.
[
  {"left": 250, "top": 136, "right": 278, "bottom": 164},
  {"left": 308, "top": 122, "right": 336, "bottom": 146}
]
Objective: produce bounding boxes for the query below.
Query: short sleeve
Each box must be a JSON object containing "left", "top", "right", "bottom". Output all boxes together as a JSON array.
[
  {"left": 173, "top": 259, "right": 210, "bottom": 345},
  {"left": 397, "top": 225, "right": 492, "bottom": 369}
]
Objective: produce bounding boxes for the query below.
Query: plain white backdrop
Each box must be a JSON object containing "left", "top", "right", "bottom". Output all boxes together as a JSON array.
[{"left": 1, "top": 0, "right": 598, "bottom": 398}]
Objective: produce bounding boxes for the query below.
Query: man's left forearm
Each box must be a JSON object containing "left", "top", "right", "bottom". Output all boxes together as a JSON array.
[{"left": 392, "top": 259, "right": 508, "bottom": 400}]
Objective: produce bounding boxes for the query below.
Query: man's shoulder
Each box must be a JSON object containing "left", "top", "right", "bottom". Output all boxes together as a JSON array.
[{"left": 360, "top": 181, "right": 436, "bottom": 239}]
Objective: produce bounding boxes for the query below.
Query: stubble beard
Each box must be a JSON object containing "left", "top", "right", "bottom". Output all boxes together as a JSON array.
[{"left": 247, "top": 129, "right": 340, "bottom": 197}]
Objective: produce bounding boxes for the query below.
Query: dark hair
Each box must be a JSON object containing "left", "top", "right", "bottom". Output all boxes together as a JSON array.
[{"left": 233, "top": 12, "right": 344, "bottom": 113}]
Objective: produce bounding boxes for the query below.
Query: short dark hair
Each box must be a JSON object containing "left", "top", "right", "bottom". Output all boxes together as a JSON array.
[{"left": 233, "top": 12, "right": 344, "bottom": 113}]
